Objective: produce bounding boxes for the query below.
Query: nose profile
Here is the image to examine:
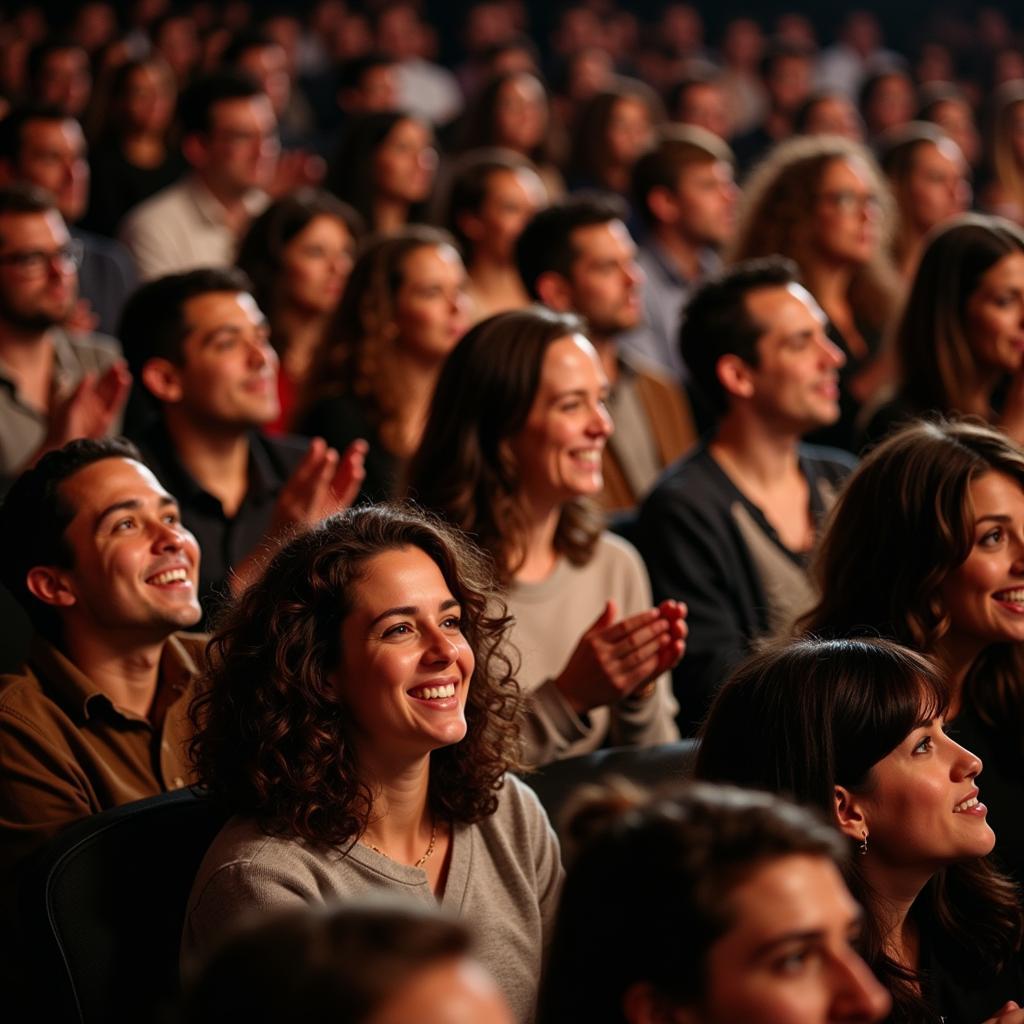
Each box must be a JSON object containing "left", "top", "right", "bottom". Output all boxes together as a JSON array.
[{"left": 830, "top": 948, "right": 892, "bottom": 1022}]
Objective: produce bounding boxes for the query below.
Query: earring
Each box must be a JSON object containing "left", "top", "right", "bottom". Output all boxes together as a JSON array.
[{"left": 858, "top": 833, "right": 868, "bottom": 856}]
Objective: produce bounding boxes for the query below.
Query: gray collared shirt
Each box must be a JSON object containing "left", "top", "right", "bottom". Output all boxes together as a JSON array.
[
  {"left": 618, "top": 241, "right": 721, "bottom": 383},
  {"left": 0, "top": 328, "right": 123, "bottom": 494}
]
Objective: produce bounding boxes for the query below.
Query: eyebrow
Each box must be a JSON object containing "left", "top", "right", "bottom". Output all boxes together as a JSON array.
[
  {"left": 369, "top": 597, "right": 460, "bottom": 630},
  {"left": 193, "top": 319, "right": 270, "bottom": 346},
  {"left": 94, "top": 495, "right": 176, "bottom": 532},
  {"left": 976, "top": 514, "right": 1011, "bottom": 524}
]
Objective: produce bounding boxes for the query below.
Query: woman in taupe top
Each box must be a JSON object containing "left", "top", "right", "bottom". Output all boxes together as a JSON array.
[{"left": 183, "top": 505, "right": 562, "bottom": 1024}]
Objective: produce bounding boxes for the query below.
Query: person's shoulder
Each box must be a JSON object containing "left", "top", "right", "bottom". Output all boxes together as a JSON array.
[
  {"left": 643, "top": 443, "right": 717, "bottom": 504},
  {"left": 492, "top": 773, "right": 553, "bottom": 834},
  {"left": 0, "top": 662, "right": 69, "bottom": 736},
  {"left": 64, "top": 328, "right": 123, "bottom": 363},
  {"left": 592, "top": 531, "right": 645, "bottom": 573},
  {"left": 120, "top": 177, "right": 190, "bottom": 226},
  {"left": 797, "top": 442, "right": 857, "bottom": 478},
  {"left": 253, "top": 431, "right": 309, "bottom": 473}
]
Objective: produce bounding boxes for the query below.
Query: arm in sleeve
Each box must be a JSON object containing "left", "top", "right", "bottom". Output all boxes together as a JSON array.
[
  {"left": 636, "top": 491, "right": 755, "bottom": 733},
  {"left": 518, "top": 680, "right": 601, "bottom": 769}
]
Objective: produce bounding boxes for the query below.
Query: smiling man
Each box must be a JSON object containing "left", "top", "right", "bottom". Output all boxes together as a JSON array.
[
  {"left": 636, "top": 258, "right": 855, "bottom": 734},
  {"left": 0, "top": 437, "right": 203, "bottom": 875},
  {"left": 122, "top": 268, "right": 363, "bottom": 624}
]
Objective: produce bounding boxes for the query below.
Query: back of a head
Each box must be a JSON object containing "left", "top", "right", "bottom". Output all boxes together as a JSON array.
[
  {"left": 540, "top": 780, "right": 845, "bottom": 1024},
  {"left": 181, "top": 902, "right": 470, "bottom": 1024},
  {"left": 803, "top": 417, "right": 1024, "bottom": 649},
  {"left": 695, "top": 636, "right": 946, "bottom": 814},
  {"left": 515, "top": 193, "right": 627, "bottom": 299}
]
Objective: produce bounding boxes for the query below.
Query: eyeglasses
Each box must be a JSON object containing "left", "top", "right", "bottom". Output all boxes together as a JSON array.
[
  {"left": 816, "top": 190, "right": 882, "bottom": 214},
  {"left": 0, "top": 239, "right": 84, "bottom": 277}
]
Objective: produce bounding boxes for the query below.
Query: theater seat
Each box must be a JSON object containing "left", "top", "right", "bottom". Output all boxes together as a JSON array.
[
  {"left": 520, "top": 740, "right": 699, "bottom": 841},
  {"left": 17, "top": 788, "right": 228, "bottom": 1024}
]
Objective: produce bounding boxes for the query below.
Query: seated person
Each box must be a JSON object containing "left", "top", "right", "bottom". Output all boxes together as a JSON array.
[
  {"left": 541, "top": 781, "right": 890, "bottom": 1024},
  {"left": 0, "top": 183, "right": 129, "bottom": 495},
  {"left": 0, "top": 104, "right": 139, "bottom": 336},
  {"left": 635, "top": 258, "right": 854, "bottom": 733},
  {"left": 408, "top": 308, "right": 684, "bottom": 766},
  {"left": 182, "top": 505, "right": 562, "bottom": 1024},
  {"left": 697, "top": 637, "right": 1024, "bottom": 1024},
  {"left": 516, "top": 195, "right": 696, "bottom": 513},
  {"left": 181, "top": 902, "right": 514, "bottom": 1024},
  {"left": 121, "top": 267, "right": 363, "bottom": 623},
  {"left": 0, "top": 438, "right": 202, "bottom": 882}
]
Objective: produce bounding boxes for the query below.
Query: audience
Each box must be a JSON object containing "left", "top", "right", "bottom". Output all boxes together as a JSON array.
[
  {"left": 697, "top": 636, "right": 1024, "bottom": 1023},
  {"left": 517, "top": 195, "right": 696, "bottom": 512},
  {"left": 236, "top": 188, "right": 362, "bottom": 432},
  {"left": 182, "top": 504, "right": 561, "bottom": 1024},
  {"left": 636, "top": 258, "right": 853, "bottom": 733},
  {"left": 119, "top": 72, "right": 277, "bottom": 280},
  {"left": 120, "top": 267, "right": 363, "bottom": 622},
  {"left": 0, "top": 104, "right": 138, "bottom": 335},
  {"left": 857, "top": 66, "right": 916, "bottom": 142},
  {"left": 302, "top": 226, "right": 468, "bottom": 503},
  {"left": 181, "top": 902, "right": 515, "bottom": 1024},
  {"left": 623, "top": 125, "right": 737, "bottom": 382},
  {"left": 408, "top": 307, "right": 683, "bottom": 765},
  {"left": 729, "top": 134, "right": 898, "bottom": 450},
  {"left": 444, "top": 148, "right": 546, "bottom": 323},
  {"left": 802, "top": 419, "right": 1024, "bottom": 882},
  {"left": 541, "top": 781, "right": 890, "bottom": 1024},
  {"left": 27, "top": 39, "right": 92, "bottom": 120},
  {"left": 878, "top": 122, "right": 971, "bottom": 281},
  {"left": 0, "top": 183, "right": 129, "bottom": 494},
  {"left": 793, "top": 90, "right": 864, "bottom": 139},
  {"left": 863, "top": 215, "right": 1024, "bottom": 445},
  {"left": 981, "top": 82, "right": 1024, "bottom": 224},
  {"left": 0, "top": 437, "right": 202, "bottom": 882}
]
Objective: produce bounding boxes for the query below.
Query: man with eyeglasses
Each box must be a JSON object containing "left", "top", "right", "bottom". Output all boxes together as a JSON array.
[
  {"left": 0, "top": 104, "right": 138, "bottom": 335},
  {"left": 0, "top": 183, "right": 129, "bottom": 496},
  {"left": 119, "top": 71, "right": 278, "bottom": 281}
]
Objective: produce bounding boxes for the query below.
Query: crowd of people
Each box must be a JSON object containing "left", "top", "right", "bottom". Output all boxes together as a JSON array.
[{"left": 3, "top": 1, "right": 1024, "bottom": 1022}]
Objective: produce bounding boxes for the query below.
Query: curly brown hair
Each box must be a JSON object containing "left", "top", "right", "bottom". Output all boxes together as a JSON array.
[
  {"left": 189, "top": 504, "right": 523, "bottom": 849},
  {"left": 304, "top": 226, "right": 460, "bottom": 435},
  {"left": 727, "top": 134, "right": 898, "bottom": 335},
  {"left": 406, "top": 307, "right": 604, "bottom": 582}
]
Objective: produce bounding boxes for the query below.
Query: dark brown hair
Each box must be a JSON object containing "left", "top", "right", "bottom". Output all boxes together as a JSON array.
[
  {"left": 890, "top": 214, "right": 1024, "bottom": 415},
  {"left": 406, "top": 307, "right": 603, "bottom": 581},
  {"left": 696, "top": 636, "right": 1023, "bottom": 1021},
  {"left": 540, "top": 781, "right": 847, "bottom": 1024},
  {"left": 189, "top": 504, "right": 522, "bottom": 849},
  {"left": 801, "top": 418, "right": 1024, "bottom": 740}
]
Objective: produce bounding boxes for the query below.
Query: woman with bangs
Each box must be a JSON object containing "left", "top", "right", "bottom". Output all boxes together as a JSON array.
[
  {"left": 697, "top": 636, "right": 1024, "bottom": 1024},
  {"left": 728, "top": 135, "right": 899, "bottom": 450},
  {"left": 182, "top": 504, "right": 562, "bottom": 1024},
  {"left": 801, "top": 418, "right": 1024, "bottom": 883}
]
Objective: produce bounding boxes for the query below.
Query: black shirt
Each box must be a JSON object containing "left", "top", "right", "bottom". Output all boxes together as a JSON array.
[{"left": 133, "top": 420, "right": 307, "bottom": 625}]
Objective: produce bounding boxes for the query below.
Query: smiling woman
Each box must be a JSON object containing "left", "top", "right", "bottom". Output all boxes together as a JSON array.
[
  {"left": 183, "top": 504, "right": 562, "bottom": 1024},
  {"left": 696, "top": 637, "right": 1024, "bottom": 1024},
  {"left": 407, "top": 307, "right": 684, "bottom": 766}
]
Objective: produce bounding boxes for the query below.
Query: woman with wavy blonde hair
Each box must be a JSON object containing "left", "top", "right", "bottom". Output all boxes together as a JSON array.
[
  {"left": 728, "top": 134, "right": 899, "bottom": 449},
  {"left": 301, "top": 226, "right": 470, "bottom": 502},
  {"left": 183, "top": 504, "right": 561, "bottom": 1024}
]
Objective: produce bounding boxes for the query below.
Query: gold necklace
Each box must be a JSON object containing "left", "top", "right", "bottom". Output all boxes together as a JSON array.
[{"left": 365, "top": 818, "right": 438, "bottom": 869}]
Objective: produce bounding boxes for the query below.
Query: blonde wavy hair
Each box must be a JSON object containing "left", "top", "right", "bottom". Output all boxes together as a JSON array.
[{"left": 727, "top": 135, "right": 898, "bottom": 334}]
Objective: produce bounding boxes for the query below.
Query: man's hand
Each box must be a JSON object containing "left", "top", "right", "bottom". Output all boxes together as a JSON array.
[
  {"left": 270, "top": 437, "right": 368, "bottom": 534},
  {"left": 46, "top": 361, "right": 132, "bottom": 448}
]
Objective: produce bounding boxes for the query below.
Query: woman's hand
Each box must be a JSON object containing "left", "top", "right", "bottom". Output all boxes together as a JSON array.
[{"left": 554, "top": 599, "right": 687, "bottom": 715}]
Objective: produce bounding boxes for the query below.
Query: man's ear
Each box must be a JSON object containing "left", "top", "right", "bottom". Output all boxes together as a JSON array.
[
  {"left": 181, "top": 132, "right": 208, "bottom": 171},
  {"left": 25, "top": 566, "right": 77, "bottom": 610},
  {"left": 622, "top": 981, "right": 697, "bottom": 1024},
  {"left": 646, "top": 185, "right": 680, "bottom": 227},
  {"left": 834, "top": 784, "right": 868, "bottom": 842},
  {"left": 534, "top": 270, "right": 574, "bottom": 313},
  {"left": 715, "top": 353, "right": 756, "bottom": 401},
  {"left": 141, "top": 357, "right": 185, "bottom": 404}
]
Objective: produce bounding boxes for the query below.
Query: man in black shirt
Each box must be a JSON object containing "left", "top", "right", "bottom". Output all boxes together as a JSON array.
[
  {"left": 636, "top": 258, "right": 854, "bottom": 733},
  {"left": 121, "top": 267, "right": 363, "bottom": 622}
]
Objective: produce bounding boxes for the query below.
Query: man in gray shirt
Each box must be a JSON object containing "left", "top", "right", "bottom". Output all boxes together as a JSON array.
[{"left": 620, "top": 125, "right": 737, "bottom": 383}]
